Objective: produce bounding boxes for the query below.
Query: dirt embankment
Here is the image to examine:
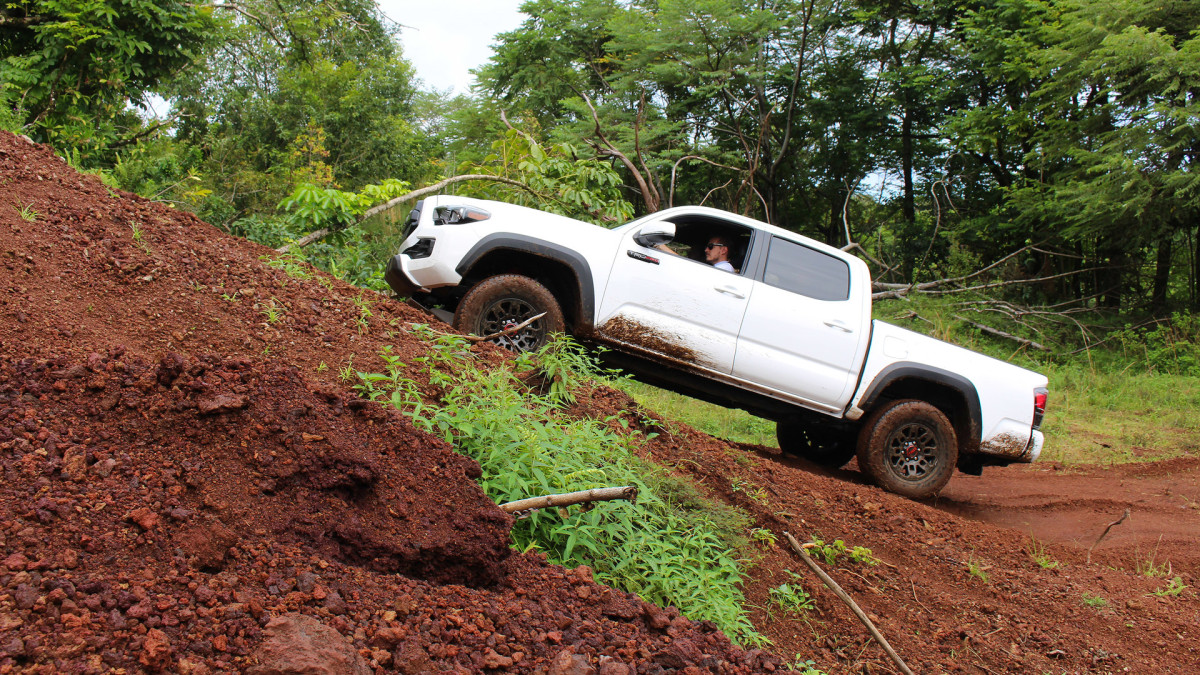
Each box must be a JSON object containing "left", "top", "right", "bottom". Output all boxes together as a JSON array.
[
  {"left": 4, "top": 128, "right": 1197, "bottom": 675},
  {"left": 0, "top": 131, "right": 777, "bottom": 674},
  {"left": 569, "top": 384, "right": 1200, "bottom": 674}
]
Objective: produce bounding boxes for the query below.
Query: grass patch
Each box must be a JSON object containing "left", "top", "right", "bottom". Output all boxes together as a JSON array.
[
  {"left": 879, "top": 296, "right": 1200, "bottom": 466},
  {"left": 1026, "top": 537, "right": 1060, "bottom": 570},
  {"left": 619, "top": 380, "right": 777, "bottom": 446},
  {"left": 356, "top": 332, "right": 765, "bottom": 645}
]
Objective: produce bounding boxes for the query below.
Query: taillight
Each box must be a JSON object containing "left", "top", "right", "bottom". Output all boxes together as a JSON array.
[{"left": 1032, "top": 387, "right": 1048, "bottom": 429}]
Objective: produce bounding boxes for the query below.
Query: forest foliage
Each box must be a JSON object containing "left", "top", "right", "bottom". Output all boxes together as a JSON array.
[{"left": 2, "top": 0, "right": 1199, "bottom": 357}]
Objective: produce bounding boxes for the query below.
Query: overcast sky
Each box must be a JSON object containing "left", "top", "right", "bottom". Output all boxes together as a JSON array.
[{"left": 379, "top": 1, "right": 528, "bottom": 95}]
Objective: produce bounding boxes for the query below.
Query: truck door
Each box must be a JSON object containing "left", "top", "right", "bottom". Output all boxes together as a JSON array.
[
  {"left": 596, "top": 221, "right": 752, "bottom": 373},
  {"left": 732, "top": 236, "right": 871, "bottom": 412}
]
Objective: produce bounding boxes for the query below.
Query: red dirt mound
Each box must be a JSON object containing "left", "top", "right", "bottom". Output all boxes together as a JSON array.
[{"left": 0, "top": 131, "right": 774, "bottom": 673}]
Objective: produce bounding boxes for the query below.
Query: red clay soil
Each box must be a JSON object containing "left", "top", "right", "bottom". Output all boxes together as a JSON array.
[
  {"left": 0, "top": 131, "right": 779, "bottom": 674},
  {"left": 4, "top": 128, "right": 1198, "bottom": 675},
  {"left": 579, "top": 382, "right": 1200, "bottom": 675}
]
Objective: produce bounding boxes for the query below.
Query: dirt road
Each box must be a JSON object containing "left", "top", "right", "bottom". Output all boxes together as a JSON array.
[{"left": 938, "top": 458, "right": 1200, "bottom": 565}]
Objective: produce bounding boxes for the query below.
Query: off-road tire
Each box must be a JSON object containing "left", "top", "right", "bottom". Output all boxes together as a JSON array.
[
  {"left": 453, "top": 274, "right": 565, "bottom": 352},
  {"left": 777, "top": 420, "right": 856, "bottom": 468},
  {"left": 856, "top": 400, "right": 957, "bottom": 498}
]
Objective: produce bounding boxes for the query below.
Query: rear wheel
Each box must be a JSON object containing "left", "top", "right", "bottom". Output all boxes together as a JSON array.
[
  {"left": 776, "top": 420, "right": 856, "bottom": 468},
  {"left": 856, "top": 400, "right": 957, "bottom": 498},
  {"left": 453, "top": 274, "right": 565, "bottom": 352}
]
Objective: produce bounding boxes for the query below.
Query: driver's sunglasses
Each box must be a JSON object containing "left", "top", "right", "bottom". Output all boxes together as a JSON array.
[{"left": 705, "top": 242, "right": 726, "bottom": 250}]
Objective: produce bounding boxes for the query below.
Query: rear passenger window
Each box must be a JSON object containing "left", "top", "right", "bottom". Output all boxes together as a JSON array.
[{"left": 762, "top": 237, "right": 850, "bottom": 301}]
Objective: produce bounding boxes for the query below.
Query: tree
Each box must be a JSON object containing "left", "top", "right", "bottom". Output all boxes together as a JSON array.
[{"left": 0, "top": 0, "right": 215, "bottom": 155}]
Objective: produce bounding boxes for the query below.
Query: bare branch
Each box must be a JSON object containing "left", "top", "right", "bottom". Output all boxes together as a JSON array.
[
  {"left": 699, "top": 179, "right": 734, "bottom": 207},
  {"left": 918, "top": 266, "right": 1112, "bottom": 296},
  {"left": 669, "top": 155, "right": 743, "bottom": 208},
  {"left": 840, "top": 242, "right": 892, "bottom": 274},
  {"left": 577, "top": 89, "right": 660, "bottom": 212},
  {"left": 784, "top": 533, "right": 915, "bottom": 675},
  {"left": 276, "top": 174, "right": 536, "bottom": 252},
  {"left": 500, "top": 486, "right": 639, "bottom": 520},
  {"left": 953, "top": 315, "right": 1049, "bottom": 351},
  {"left": 1087, "top": 509, "right": 1130, "bottom": 565},
  {"left": 464, "top": 312, "right": 546, "bottom": 343}
]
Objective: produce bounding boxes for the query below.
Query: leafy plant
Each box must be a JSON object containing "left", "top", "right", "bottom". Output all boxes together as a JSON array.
[
  {"left": 966, "top": 555, "right": 991, "bottom": 584},
  {"left": 730, "top": 478, "right": 768, "bottom": 504},
  {"left": 514, "top": 336, "right": 619, "bottom": 408},
  {"left": 260, "top": 252, "right": 312, "bottom": 282},
  {"left": 259, "top": 299, "right": 285, "bottom": 324},
  {"left": 339, "top": 355, "right": 356, "bottom": 383},
  {"left": 356, "top": 333, "right": 765, "bottom": 645},
  {"left": 750, "top": 528, "right": 778, "bottom": 549},
  {"left": 769, "top": 579, "right": 815, "bottom": 615},
  {"left": 1081, "top": 593, "right": 1108, "bottom": 608},
  {"left": 808, "top": 537, "right": 878, "bottom": 567},
  {"left": 783, "top": 658, "right": 828, "bottom": 675},
  {"left": 352, "top": 294, "right": 374, "bottom": 334},
  {"left": 1151, "top": 576, "right": 1187, "bottom": 598},
  {"left": 15, "top": 202, "right": 37, "bottom": 222}
]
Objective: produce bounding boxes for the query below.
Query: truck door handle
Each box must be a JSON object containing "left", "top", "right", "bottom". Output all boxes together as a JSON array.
[
  {"left": 714, "top": 285, "right": 745, "bottom": 299},
  {"left": 823, "top": 320, "right": 852, "bottom": 333}
]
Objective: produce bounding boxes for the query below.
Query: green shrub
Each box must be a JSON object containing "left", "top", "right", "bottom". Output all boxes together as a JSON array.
[
  {"left": 356, "top": 332, "right": 764, "bottom": 645},
  {"left": 1116, "top": 313, "right": 1200, "bottom": 376}
]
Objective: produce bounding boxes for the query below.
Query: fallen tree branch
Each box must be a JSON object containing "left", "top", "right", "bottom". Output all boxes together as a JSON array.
[
  {"left": 276, "top": 174, "right": 535, "bottom": 252},
  {"left": 1087, "top": 508, "right": 1130, "bottom": 565},
  {"left": 784, "top": 532, "right": 915, "bottom": 675},
  {"left": 499, "top": 486, "right": 639, "bottom": 519},
  {"left": 464, "top": 312, "right": 546, "bottom": 343},
  {"left": 953, "top": 314, "right": 1049, "bottom": 351}
]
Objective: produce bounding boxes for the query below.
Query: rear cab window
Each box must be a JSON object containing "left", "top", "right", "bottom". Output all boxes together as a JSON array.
[{"left": 762, "top": 236, "right": 850, "bottom": 301}]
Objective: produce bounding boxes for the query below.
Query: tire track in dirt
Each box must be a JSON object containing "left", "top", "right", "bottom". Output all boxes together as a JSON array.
[{"left": 936, "top": 459, "right": 1200, "bottom": 559}]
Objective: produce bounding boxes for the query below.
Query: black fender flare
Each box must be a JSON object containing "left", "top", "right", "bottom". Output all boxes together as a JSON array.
[
  {"left": 856, "top": 363, "right": 982, "bottom": 447},
  {"left": 455, "top": 234, "right": 596, "bottom": 332}
]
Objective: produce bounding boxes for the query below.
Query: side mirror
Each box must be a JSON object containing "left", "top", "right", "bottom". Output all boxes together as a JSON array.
[{"left": 633, "top": 221, "right": 675, "bottom": 248}]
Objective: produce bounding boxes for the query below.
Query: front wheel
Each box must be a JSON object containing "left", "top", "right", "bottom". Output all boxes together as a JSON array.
[
  {"left": 777, "top": 421, "right": 856, "bottom": 468},
  {"left": 453, "top": 274, "right": 565, "bottom": 352},
  {"left": 856, "top": 400, "right": 957, "bottom": 498}
]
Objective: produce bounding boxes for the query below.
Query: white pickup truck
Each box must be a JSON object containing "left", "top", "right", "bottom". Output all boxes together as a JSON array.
[{"left": 385, "top": 196, "right": 1049, "bottom": 498}]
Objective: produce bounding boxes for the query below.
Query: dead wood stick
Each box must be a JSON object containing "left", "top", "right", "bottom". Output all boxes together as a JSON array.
[
  {"left": 784, "top": 532, "right": 915, "bottom": 675},
  {"left": 1087, "top": 508, "right": 1130, "bottom": 565},
  {"left": 953, "top": 314, "right": 1049, "bottom": 351},
  {"left": 465, "top": 312, "right": 547, "bottom": 343},
  {"left": 499, "top": 486, "right": 639, "bottom": 519}
]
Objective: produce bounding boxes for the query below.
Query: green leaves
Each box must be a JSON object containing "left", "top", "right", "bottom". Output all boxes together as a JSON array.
[
  {"left": 357, "top": 333, "right": 765, "bottom": 645},
  {"left": 460, "top": 130, "right": 634, "bottom": 225},
  {"left": 0, "top": 0, "right": 215, "bottom": 154}
]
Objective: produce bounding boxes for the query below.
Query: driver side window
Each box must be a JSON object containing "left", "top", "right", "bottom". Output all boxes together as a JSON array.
[{"left": 662, "top": 218, "right": 751, "bottom": 275}]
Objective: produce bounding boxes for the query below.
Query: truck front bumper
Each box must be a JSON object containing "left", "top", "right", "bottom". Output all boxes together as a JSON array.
[{"left": 385, "top": 255, "right": 422, "bottom": 298}]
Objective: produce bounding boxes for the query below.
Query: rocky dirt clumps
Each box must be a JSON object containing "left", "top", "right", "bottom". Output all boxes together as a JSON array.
[{"left": 0, "top": 129, "right": 781, "bottom": 673}]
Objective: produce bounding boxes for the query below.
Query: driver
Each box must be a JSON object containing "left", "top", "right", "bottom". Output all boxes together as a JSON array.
[{"left": 704, "top": 236, "right": 735, "bottom": 273}]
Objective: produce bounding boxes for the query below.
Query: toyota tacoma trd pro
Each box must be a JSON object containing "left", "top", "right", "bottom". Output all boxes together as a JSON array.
[{"left": 385, "top": 196, "right": 1049, "bottom": 498}]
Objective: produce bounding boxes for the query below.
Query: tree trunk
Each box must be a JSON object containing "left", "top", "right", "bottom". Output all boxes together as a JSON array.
[
  {"left": 1151, "top": 235, "right": 1173, "bottom": 313},
  {"left": 1098, "top": 235, "right": 1124, "bottom": 308},
  {"left": 900, "top": 106, "right": 915, "bottom": 226},
  {"left": 1193, "top": 225, "right": 1200, "bottom": 310}
]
